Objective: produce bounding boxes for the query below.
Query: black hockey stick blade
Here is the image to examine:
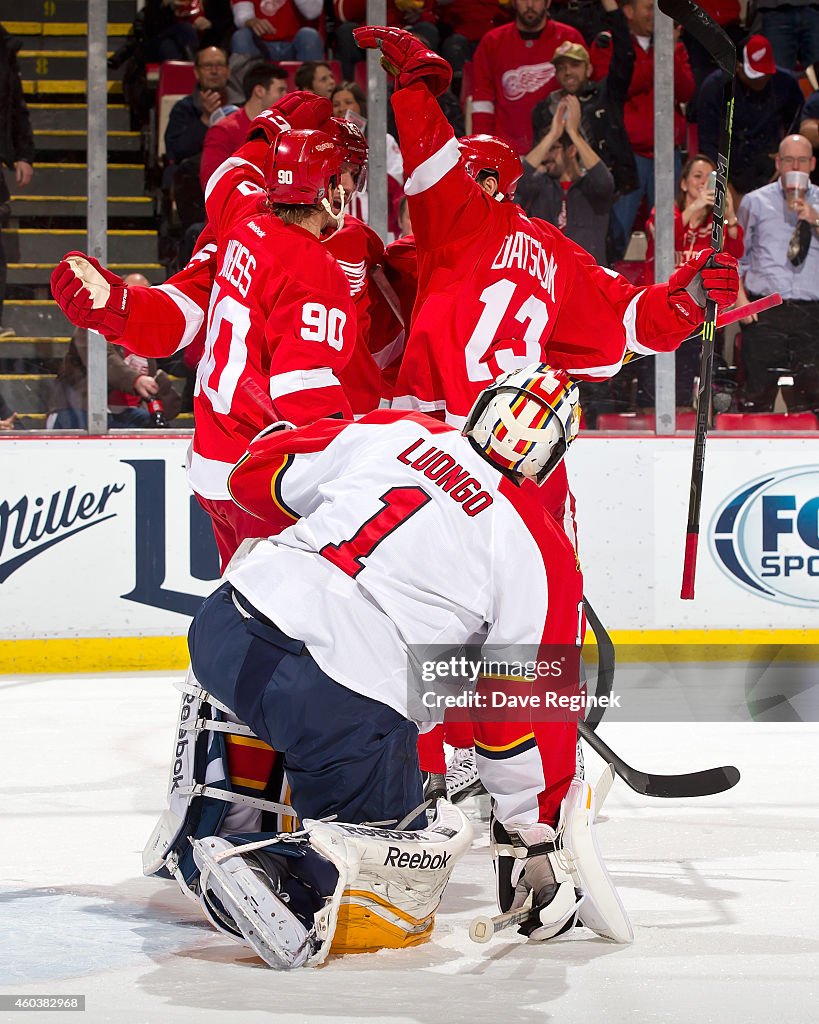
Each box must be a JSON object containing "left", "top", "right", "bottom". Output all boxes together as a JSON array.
[
  {"left": 657, "top": 0, "right": 736, "bottom": 77},
  {"left": 578, "top": 722, "right": 740, "bottom": 798}
]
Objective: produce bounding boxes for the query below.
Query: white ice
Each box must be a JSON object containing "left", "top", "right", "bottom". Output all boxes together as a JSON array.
[{"left": 2, "top": 672, "right": 818, "bottom": 1024}]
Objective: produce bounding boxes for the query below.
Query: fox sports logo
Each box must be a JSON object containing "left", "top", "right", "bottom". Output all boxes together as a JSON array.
[{"left": 710, "top": 466, "right": 819, "bottom": 607}]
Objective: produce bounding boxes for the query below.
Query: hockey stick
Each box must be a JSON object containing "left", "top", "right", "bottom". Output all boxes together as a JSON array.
[
  {"left": 657, "top": 0, "right": 737, "bottom": 599},
  {"left": 577, "top": 720, "right": 740, "bottom": 798},
  {"left": 583, "top": 597, "right": 615, "bottom": 730}
]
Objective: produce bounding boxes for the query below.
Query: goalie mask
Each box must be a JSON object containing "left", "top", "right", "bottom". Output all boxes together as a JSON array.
[
  {"left": 459, "top": 134, "right": 523, "bottom": 199},
  {"left": 264, "top": 128, "right": 343, "bottom": 206},
  {"left": 463, "top": 363, "right": 580, "bottom": 484}
]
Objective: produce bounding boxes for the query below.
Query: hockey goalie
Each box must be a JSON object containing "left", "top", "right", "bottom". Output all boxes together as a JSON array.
[{"left": 145, "top": 365, "right": 633, "bottom": 968}]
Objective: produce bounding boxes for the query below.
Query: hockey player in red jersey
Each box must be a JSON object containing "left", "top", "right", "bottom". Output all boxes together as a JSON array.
[
  {"left": 354, "top": 24, "right": 739, "bottom": 800},
  {"left": 161, "top": 363, "right": 632, "bottom": 968}
]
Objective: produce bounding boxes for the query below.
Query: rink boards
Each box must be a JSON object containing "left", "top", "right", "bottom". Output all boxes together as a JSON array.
[{"left": 0, "top": 433, "right": 817, "bottom": 672}]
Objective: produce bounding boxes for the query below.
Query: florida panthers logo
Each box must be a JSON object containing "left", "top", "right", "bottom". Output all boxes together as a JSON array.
[{"left": 502, "top": 63, "right": 556, "bottom": 101}]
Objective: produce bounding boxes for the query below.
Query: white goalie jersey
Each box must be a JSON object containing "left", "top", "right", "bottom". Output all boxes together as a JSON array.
[{"left": 225, "top": 409, "right": 584, "bottom": 722}]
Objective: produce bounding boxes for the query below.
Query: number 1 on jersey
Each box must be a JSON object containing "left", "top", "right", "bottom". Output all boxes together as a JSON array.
[{"left": 320, "top": 486, "right": 431, "bottom": 578}]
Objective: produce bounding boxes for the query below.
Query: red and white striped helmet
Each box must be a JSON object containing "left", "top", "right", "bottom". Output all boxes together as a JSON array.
[{"left": 463, "top": 363, "right": 580, "bottom": 483}]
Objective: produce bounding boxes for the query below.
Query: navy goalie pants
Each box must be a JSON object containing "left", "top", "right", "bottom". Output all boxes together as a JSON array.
[{"left": 189, "top": 582, "right": 425, "bottom": 830}]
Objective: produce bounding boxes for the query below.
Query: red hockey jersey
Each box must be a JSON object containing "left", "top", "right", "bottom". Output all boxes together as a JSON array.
[
  {"left": 391, "top": 82, "right": 701, "bottom": 430},
  {"left": 471, "top": 19, "right": 586, "bottom": 154},
  {"left": 184, "top": 137, "right": 356, "bottom": 498}
]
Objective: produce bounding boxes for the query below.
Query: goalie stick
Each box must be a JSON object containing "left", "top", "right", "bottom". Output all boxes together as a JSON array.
[{"left": 656, "top": 0, "right": 737, "bottom": 599}]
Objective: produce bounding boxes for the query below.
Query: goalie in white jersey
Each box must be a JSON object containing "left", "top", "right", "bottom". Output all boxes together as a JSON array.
[{"left": 174, "top": 363, "right": 631, "bottom": 968}]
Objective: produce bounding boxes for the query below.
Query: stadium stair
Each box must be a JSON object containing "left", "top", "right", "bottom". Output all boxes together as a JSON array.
[{"left": 0, "top": 1, "right": 188, "bottom": 428}]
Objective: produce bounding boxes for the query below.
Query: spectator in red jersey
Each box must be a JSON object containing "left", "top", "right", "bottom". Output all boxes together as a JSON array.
[
  {"left": 608, "top": 0, "right": 694, "bottom": 259},
  {"left": 438, "top": 0, "right": 513, "bottom": 83},
  {"left": 230, "top": 0, "right": 324, "bottom": 61},
  {"left": 644, "top": 153, "right": 744, "bottom": 282},
  {"left": 334, "top": 1, "right": 439, "bottom": 82},
  {"left": 294, "top": 60, "right": 336, "bottom": 98},
  {"left": 471, "top": 0, "right": 587, "bottom": 154},
  {"left": 642, "top": 154, "right": 744, "bottom": 408},
  {"left": 200, "top": 62, "right": 288, "bottom": 187}
]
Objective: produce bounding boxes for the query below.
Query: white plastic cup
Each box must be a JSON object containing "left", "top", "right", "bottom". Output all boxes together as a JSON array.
[{"left": 783, "top": 170, "right": 809, "bottom": 210}]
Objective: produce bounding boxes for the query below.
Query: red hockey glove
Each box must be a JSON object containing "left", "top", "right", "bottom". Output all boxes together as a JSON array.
[
  {"left": 667, "top": 250, "right": 739, "bottom": 322},
  {"left": 353, "top": 25, "right": 452, "bottom": 96},
  {"left": 51, "top": 251, "right": 129, "bottom": 336},
  {"left": 246, "top": 107, "right": 292, "bottom": 144},
  {"left": 274, "top": 91, "right": 333, "bottom": 130}
]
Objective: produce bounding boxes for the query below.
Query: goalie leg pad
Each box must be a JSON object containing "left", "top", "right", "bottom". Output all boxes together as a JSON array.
[
  {"left": 561, "top": 776, "right": 633, "bottom": 943},
  {"left": 307, "top": 800, "right": 473, "bottom": 956},
  {"left": 142, "top": 667, "right": 294, "bottom": 894}
]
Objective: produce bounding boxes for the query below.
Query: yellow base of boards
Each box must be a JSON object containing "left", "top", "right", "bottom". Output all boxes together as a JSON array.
[{"left": 1, "top": 630, "right": 818, "bottom": 675}]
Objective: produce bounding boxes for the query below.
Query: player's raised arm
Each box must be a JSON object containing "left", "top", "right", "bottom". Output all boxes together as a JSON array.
[{"left": 354, "top": 26, "right": 489, "bottom": 251}]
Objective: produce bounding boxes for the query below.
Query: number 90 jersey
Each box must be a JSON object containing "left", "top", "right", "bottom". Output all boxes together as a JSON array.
[
  {"left": 225, "top": 409, "right": 583, "bottom": 722},
  {"left": 191, "top": 139, "right": 357, "bottom": 500}
]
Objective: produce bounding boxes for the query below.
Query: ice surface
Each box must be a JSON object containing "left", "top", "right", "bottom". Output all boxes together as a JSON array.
[{"left": 2, "top": 673, "right": 818, "bottom": 1024}]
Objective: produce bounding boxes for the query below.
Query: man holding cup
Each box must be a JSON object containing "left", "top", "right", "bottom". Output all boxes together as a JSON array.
[{"left": 737, "top": 134, "right": 819, "bottom": 415}]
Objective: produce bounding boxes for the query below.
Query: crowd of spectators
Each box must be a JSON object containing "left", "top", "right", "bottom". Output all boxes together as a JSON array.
[{"left": 90, "top": 2, "right": 819, "bottom": 425}]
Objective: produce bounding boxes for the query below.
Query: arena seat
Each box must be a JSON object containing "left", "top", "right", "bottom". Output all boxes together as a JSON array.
[
  {"left": 157, "top": 61, "right": 196, "bottom": 160},
  {"left": 715, "top": 412, "right": 819, "bottom": 431},
  {"left": 596, "top": 411, "right": 699, "bottom": 431},
  {"left": 596, "top": 413, "right": 654, "bottom": 430}
]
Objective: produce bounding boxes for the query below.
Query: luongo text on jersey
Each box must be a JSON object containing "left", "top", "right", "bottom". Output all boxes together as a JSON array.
[
  {"left": 397, "top": 439, "right": 494, "bottom": 517},
  {"left": 491, "top": 231, "right": 558, "bottom": 301}
]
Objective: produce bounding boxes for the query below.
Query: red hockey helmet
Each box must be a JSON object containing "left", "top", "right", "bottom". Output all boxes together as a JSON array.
[
  {"left": 324, "top": 116, "right": 369, "bottom": 191},
  {"left": 263, "top": 129, "right": 343, "bottom": 205},
  {"left": 459, "top": 134, "right": 522, "bottom": 199}
]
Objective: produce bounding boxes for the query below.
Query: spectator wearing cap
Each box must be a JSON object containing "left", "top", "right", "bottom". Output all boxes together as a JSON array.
[
  {"left": 736, "top": 134, "right": 819, "bottom": 415},
  {"left": 471, "top": 0, "right": 586, "bottom": 155},
  {"left": 516, "top": 93, "right": 615, "bottom": 264},
  {"left": 531, "top": 12, "right": 637, "bottom": 201},
  {"left": 230, "top": 0, "right": 324, "bottom": 61},
  {"left": 754, "top": 0, "right": 819, "bottom": 72},
  {"left": 697, "top": 35, "right": 804, "bottom": 199},
  {"left": 609, "top": 0, "right": 694, "bottom": 260},
  {"left": 199, "top": 62, "right": 288, "bottom": 188}
]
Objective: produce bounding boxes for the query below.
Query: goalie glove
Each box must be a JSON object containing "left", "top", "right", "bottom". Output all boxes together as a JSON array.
[
  {"left": 353, "top": 25, "right": 452, "bottom": 97},
  {"left": 667, "top": 249, "right": 739, "bottom": 323},
  {"left": 491, "top": 816, "right": 582, "bottom": 941},
  {"left": 51, "top": 251, "right": 129, "bottom": 337}
]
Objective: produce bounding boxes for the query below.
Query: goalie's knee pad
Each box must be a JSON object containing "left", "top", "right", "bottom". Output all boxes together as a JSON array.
[
  {"left": 190, "top": 801, "right": 473, "bottom": 968},
  {"left": 560, "top": 776, "right": 633, "bottom": 943},
  {"left": 142, "top": 669, "right": 295, "bottom": 895}
]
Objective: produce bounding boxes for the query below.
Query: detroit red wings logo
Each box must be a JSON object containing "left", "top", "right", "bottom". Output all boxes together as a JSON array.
[
  {"left": 260, "top": 0, "right": 287, "bottom": 16},
  {"left": 501, "top": 63, "right": 555, "bottom": 101},
  {"left": 336, "top": 258, "right": 367, "bottom": 297}
]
